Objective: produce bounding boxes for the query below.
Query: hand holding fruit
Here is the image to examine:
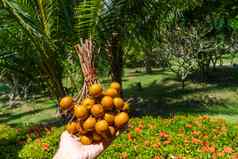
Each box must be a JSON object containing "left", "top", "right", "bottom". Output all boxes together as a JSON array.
[{"left": 58, "top": 82, "right": 129, "bottom": 145}]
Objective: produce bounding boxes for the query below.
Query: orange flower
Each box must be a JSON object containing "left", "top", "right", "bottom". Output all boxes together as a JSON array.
[
  {"left": 185, "top": 124, "right": 192, "bottom": 129},
  {"left": 217, "top": 152, "right": 225, "bottom": 157},
  {"left": 160, "top": 131, "right": 169, "bottom": 138},
  {"left": 208, "top": 146, "right": 216, "bottom": 153},
  {"left": 192, "top": 130, "right": 200, "bottom": 135},
  {"left": 192, "top": 138, "right": 202, "bottom": 144},
  {"left": 201, "top": 115, "right": 209, "bottom": 120},
  {"left": 231, "top": 153, "right": 238, "bottom": 159},
  {"left": 135, "top": 127, "right": 142, "bottom": 134},
  {"left": 203, "top": 134, "right": 208, "bottom": 139},
  {"left": 201, "top": 145, "right": 216, "bottom": 153},
  {"left": 153, "top": 143, "right": 161, "bottom": 149},
  {"left": 138, "top": 121, "right": 144, "bottom": 129},
  {"left": 127, "top": 132, "right": 133, "bottom": 141},
  {"left": 184, "top": 139, "right": 189, "bottom": 144},
  {"left": 42, "top": 143, "right": 49, "bottom": 151},
  {"left": 223, "top": 147, "right": 233, "bottom": 153},
  {"left": 163, "top": 140, "right": 171, "bottom": 145},
  {"left": 120, "top": 152, "right": 128, "bottom": 159}
]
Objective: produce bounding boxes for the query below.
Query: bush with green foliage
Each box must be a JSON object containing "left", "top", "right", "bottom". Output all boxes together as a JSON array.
[
  {"left": 0, "top": 124, "right": 17, "bottom": 145},
  {"left": 0, "top": 124, "right": 23, "bottom": 159},
  {"left": 14, "top": 115, "right": 238, "bottom": 159},
  {"left": 18, "top": 126, "right": 64, "bottom": 159}
]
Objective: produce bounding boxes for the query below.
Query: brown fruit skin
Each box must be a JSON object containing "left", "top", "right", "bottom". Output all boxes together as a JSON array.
[
  {"left": 89, "top": 84, "right": 102, "bottom": 97},
  {"left": 91, "top": 104, "right": 104, "bottom": 117},
  {"left": 78, "top": 123, "right": 88, "bottom": 135},
  {"left": 60, "top": 96, "right": 73, "bottom": 109},
  {"left": 104, "top": 113, "right": 115, "bottom": 125},
  {"left": 114, "top": 112, "right": 129, "bottom": 128},
  {"left": 80, "top": 135, "right": 92, "bottom": 145},
  {"left": 104, "top": 88, "right": 118, "bottom": 97},
  {"left": 82, "top": 98, "right": 95, "bottom": 109},
  {"left": 95, "top": 120, "right": 109, "bottom": 134},
  {"left": 83, "top": 117, "right": 96, "bottom": 131},
  {"left": 66, "top": 122, "right": 79, "bottom": 134},
  {"left": 74, "top": 105, "right": 89, "bottom": 119},
  {"left": 113, "top": 97, "right": 124, "bottom": 110},
  {"left": 93, "top": 132, "right": 102, "bottom": 142},
  {"left": 109, "top": 126, "right": 116, "bottom": 136},
  {"left": 101, "top": 96, "right": 113, "bottom": 110},
  {"left": 110, "top": 82, "right": 121, "bottom": 91}
]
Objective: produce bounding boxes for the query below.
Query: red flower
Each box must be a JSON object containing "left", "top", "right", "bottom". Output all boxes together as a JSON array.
[
  {"left": 223, "top": 147, "right": 233, "bottom": 153},
  {"left": 135, "top": 127, "right": 142, "bottom": 134},
  {"left": 192, "top": 138, "right": 202, "bottom": 144},
  {"left": 160, "top": 131, "right": 169, "bottom": 138},
  {"left": 127, "top": 132, "right": 133, "bottom": 141},
  {"left": 42, "top": 143, "right": 49, "bottom": 151},
  {"left": 202, "top": 141, "right": 209, "bottom": 146}
]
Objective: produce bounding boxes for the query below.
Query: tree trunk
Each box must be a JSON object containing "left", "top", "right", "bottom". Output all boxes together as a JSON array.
[
  {"left": 108, "top": 33, "right": 124, "bottom": 87},
  {"left": 144, "top": 47, "right": 152, "bottom": 73}
]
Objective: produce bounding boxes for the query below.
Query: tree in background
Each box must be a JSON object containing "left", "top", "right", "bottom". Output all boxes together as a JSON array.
[{"left": 0, "top": 0, "right": 71, "bottom": 100}]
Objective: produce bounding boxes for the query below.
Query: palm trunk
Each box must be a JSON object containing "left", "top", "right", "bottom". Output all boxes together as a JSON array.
[
  {"left": 108, "top": 33, "right": 123, "bottom": 88},
  {"left": 144, "top": 47, "right": 152, "bottom": 73}
]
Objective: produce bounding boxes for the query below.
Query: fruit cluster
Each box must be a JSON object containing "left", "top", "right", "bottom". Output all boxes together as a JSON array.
[{"left": 59, "top": 82, "right": 129, "bottom": 145}]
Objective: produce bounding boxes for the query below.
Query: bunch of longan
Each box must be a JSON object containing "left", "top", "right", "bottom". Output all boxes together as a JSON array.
[{"left": 59, "top": 82, "right": 129, "bottom": 145}]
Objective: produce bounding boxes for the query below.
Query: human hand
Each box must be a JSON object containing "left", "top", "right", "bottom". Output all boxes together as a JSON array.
[{"left": 53, "top": 131, "right": 110, "bottom": 159}]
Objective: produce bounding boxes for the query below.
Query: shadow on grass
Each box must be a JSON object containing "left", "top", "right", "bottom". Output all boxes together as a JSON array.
[
  {"left": 0, "top": 105, "right": 56, "bottom": 124},
  {"left": 124, "top": 67, "right": 238, "bottom": 118},
  {"left": 188, "top": 65, "right": 238, "bottom": 85}
]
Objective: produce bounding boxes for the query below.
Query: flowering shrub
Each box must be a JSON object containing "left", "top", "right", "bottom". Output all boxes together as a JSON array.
[
  {"left": 100, "top": 115, "right": 238, "bottom": 159},
  {"left": 1, "top": 115, "right": 238, "bottom": 159},
  {"left": 18, "top": 127, "right": 64, "bottom": 159}
]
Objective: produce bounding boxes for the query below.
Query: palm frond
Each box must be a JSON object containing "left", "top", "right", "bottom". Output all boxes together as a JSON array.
[
  {"left": 1, "top": 0, "right": 42, "bottom": 37},
  {"left": 73, "top": 0, "right": 102, "bottom": 40}
]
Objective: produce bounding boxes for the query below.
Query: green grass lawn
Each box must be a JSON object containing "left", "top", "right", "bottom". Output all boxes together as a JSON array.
[
  {"left": 1, "top": 67, "right": 238, "bottom": 126},
  {"left": 0, "top": 98, "right": 59, "bottom": 127},
  {"left": 0, "top": 67, "right": 238, "bottom": 158}
]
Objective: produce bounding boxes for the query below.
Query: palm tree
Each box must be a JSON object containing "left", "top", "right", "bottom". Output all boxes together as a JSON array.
[
  {"left": 0, "top": 0, "right": 173, "bottom": 100},
  {"left": 0, "top": 0, "right": 73, "bottom": 100}
]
